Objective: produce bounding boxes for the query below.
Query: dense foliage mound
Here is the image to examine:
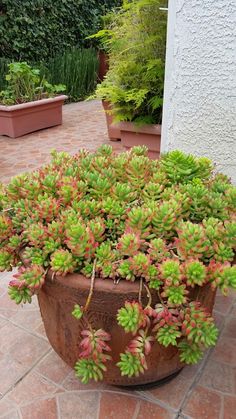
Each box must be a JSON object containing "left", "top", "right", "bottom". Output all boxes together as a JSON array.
[
  {"left": 0, "top": 0, "right": 121, "bottom": 61},
  {"left": 94, "top": 0, "right": 167, "bottom": 124},
  {"left": 0, "top": 146, "right": 235, "bottom": 382}
]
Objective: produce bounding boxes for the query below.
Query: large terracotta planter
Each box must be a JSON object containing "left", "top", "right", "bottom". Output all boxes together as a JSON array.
[
  {"left": 38, "top": 273, "right": 216, "bottom": 387},
  {"left": 119, "top": 121, "right": 161, "bottom": 159},
  {"left": 0, "top": 95, "right": 68, "bottom": 138},
  {"left": 98, "top": 51, "right": 109, "bottom": 82},
  {"left": 102, "top": 100, "right": 121, "bottom": 141}
]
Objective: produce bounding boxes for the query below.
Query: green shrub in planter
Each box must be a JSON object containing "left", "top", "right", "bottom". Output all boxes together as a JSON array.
[
  {"left": 0, "top": 62, "right": 66, "bottom": 105},
  {"left": 42, "top": 48, "right": 99, "bottom": 102},
  {"left": 94, "top": 0, "right": 167, "bottom": 124},
  {"left": 0, "top": 146, "right": 235, "bottom": 383}
]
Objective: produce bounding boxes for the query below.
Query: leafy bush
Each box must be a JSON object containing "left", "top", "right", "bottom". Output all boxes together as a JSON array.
[
  {"left": 41, "top": 48, "right": 99, "bottom": 102},
  {"left": 0, "top": 0, "right": 121, "bottom": 62},
  {"left": 0, "top": 48, "right": 99, "bottom": 102},
  {"left": 0, "top": 57, "right": 9, "bottom": 91},
  {"left": 0, "top": 62, "right": 65, "bottom": 105},
  {"left": 94, "top": 0, "right": 167, "bottom": 124},
  {"left": 1, "top": 146, "right": 236, "bottom": 382}
]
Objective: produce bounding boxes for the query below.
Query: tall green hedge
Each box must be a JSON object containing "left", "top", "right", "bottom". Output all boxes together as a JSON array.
[{"left": 0, "top": 0, "right": 121, "bottom": 61}]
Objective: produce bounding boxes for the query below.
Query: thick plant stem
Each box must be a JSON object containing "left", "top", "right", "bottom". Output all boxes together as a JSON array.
[
  {"left": 144, "top": 283, "right": 152, "bottom": 307},
  {"left": 138, "top": 278, "right": 143, "bottom": 305}
]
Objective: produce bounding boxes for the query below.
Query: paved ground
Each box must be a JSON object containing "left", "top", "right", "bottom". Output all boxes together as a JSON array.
[
  {"left": 0, "top": 100, "right": 123, "bottom": 184},
  {"left": 0, "top": 101, "right": 235, "bottom": 418}
]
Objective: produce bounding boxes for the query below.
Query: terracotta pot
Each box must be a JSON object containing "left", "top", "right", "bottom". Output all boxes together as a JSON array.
[
  {"left": 98, "top": 51, "right": 109, "bottom": 82},
  {"left": 119, "top": 121, "right": 161, "bottom": 159},
  {"left": 38, "top": 273, "right": 216, "bottom": 387},
  {"left": 0, "top": 95, "right": 68, "bottom": 138},
  {"left": 102, "top": 100, "right": 121, "bottom": 141}
]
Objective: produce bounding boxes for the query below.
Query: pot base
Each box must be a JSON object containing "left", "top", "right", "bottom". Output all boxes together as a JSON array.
[{"left": 115, "top": 368, "right": 183, "bottom": 391}]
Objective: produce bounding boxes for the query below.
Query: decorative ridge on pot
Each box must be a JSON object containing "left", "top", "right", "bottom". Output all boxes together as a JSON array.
[{"left": 0, "top": 145, "right": 235, "bottom": 387}]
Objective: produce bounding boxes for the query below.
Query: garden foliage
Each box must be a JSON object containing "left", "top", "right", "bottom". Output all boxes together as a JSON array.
[
  {"left": 0, "top": 62, "right": 65, "bottom": 105},
  {"left": 0, "top": 146, "right": 235, "bottom": 382},
  {"left": 94, "top": 0, "right": 167, "bottom": 124},
  {"left": 0, "top": 0, "right": 121, "bottom": 62}
]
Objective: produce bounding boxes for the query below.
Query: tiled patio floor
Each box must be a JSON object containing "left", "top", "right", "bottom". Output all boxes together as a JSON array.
[{"left": 0, "top": 101, "right": 235, "bottom": 418}]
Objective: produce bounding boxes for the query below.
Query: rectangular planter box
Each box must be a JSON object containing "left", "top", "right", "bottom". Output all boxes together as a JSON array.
[
  {"left": 0, "top": 95, "right": 68, "bottom": 138},
  {"left": 119, "top": 121, "right": 162, "bottom": 159},
  {"left": 102, "top": 100, "right": 121, "bottom": 141}
]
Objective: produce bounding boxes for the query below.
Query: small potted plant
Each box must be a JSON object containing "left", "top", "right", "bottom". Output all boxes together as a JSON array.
[
  {"left": 0, "top": 146, "right": 235, "bottom": 387},
  {"left": 94, "top": 0, "right": 167, "bottom": 155},
  {"left": 0, "top": 62, "right": 67, "bottom": 138}
]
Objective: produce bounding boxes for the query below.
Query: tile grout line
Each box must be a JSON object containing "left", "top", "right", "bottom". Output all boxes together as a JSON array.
[
  {"left": 0, "top": 313, "right": 49, "bottom": 343},
  {"left": 55, "top": 394, "right": 61, "bottom": 419},
  {"left": 32, "top": 370, "right": 68, "bottom": 394},
  {"left": 132, "top": 400, "right": 141, "bottom": 419},
  {"left": 135, "top": 389, "right": 178, "bottom": 413},
  {"left": 95, "top": 392, "right": 101, "bottom": 419}
]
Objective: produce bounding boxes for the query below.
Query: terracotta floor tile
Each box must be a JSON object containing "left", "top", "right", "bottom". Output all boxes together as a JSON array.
[
  {"left": 62, "top": 370, "right": 106, "bottom": 391},
  {"left": 7, "top": 372, "right": 59, "bottom": 405},
  {"left": 222, "top": 317, "right": 236, "bottom": 339},
  {"left": 0, "top": 293, "right": 20, "bottom": 318},
  {"left": 34, "top": 322, "right": 47, "bottom": 339},
  {"left": 11, "top": 309, "right": 42, "bottom": 332},
  {"left": 231, "top": 305, "right": 236, "bottom": 317},
  {"left": 1, "top": 410, "right": 19, "bottom": 419},
  {"left": 57, "top": 391, "right": 100, "bottom": 419},
  {"left": 9, "top": 331, "right": 50, "bottom": 369},
  {"left": 0, "top": 323, "right": 30, "bottom": 352},
  {"left": 20, "top": 397, "right": 57, "bottom": 419},
  {"left": 183, "top": 385, "right": 222, "bottom": 419},
  {"left": 99, "top": 393, "right": 138, "bottom": 419},
  {"left": 212, "top": 337, "right": 236, "bottom": 366},
  {"left": 145, "top": 373, "right": 192, "bottom": 410},
  {"left": 137, "top": 400, "right": 175, "bottom": 419},
  {"left": 35, "top": 350, "right": 71, "bottom": 385},
  {"left": 0, "top": 316, "right": 7, "bottom": 329},
  {"left": 0, "top": 101, "right": 123, "bottom": 184},
  {"left": 0, "top": 354, "right": 28, "bottom": 395},
  {"left": 223, "top": 395, "right": 236, "bottom": 419},
  {"left": 178, "top": 362, "right": 203, "bottom": 380},
  {"left": 0, "top": 396, "right": 17, "bottom": 416},
  {"left": 213, "top": 310, "right": 225, "bottom": 330},
  {"left": 199, "top": 360, "right": 234, "bottom": 394},
  {"left": 214, "top": 295, "right": 234, "bottom": 316}
]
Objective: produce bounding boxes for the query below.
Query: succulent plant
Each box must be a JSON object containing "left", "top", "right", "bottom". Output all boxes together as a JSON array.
[{"left": 1, "top": 146, "right": 235, "bottom": 384}]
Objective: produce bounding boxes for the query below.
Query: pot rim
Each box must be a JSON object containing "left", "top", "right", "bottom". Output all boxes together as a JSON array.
[{"left": 0, "top": 95, "right": 68, "bottom": 112}]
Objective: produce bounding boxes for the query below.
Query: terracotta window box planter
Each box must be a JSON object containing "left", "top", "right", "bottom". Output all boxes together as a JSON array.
[
  {"left": 102, "top": 100, "right": 121, "bottom": 141},
  {"left": 119, "top": 121, "right": 162, "bottom": 159},
  {"left": 38, "top": 272, "right": 216, "bottom": 387},
  {"left": 0, "top": 95, "right": 68, "bottom": 138}
]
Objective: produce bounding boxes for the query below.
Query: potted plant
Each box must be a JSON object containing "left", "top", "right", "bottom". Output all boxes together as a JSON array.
[
  {"left": 0, "top": 146, "right": 235, "bottom": 387},
  {"left": 0, "top": 62, "right": 67, "bottom": 138},
  {"left": 94, "top": 0, "right": 167, "bottom": 154},
  {"left": 88, "top": 12, "right": 122, "bottom": 141}
]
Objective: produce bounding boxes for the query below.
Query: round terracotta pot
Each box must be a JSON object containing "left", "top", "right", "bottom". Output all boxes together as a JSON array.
[{"left": 38, "top": 273, "right": 216, "bottom": 387}]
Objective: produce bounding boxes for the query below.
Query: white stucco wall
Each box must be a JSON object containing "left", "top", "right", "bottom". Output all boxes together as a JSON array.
[{"left": 161, "top": 0, "right": 236, "bottom": 182}]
